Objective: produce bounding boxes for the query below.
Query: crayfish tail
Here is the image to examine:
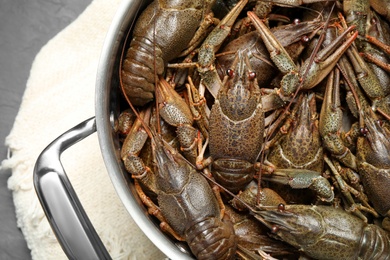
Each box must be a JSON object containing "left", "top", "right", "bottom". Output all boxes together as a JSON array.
[{"left": 186, "top": 217, "right": 237, "bottom": 260}]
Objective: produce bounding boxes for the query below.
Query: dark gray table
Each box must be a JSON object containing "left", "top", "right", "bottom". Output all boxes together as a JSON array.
[{"left": 0, "top": 1, "right": 92, "bottom": 258}]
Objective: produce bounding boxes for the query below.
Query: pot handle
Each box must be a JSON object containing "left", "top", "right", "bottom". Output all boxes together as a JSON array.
[{"left": 33, "top": 117, "right": 111, "bottom": 260}]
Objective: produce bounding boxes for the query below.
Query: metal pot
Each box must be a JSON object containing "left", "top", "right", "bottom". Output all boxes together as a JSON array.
[{"left": 33, "top": 0, "right": 193, "bottom": 259}]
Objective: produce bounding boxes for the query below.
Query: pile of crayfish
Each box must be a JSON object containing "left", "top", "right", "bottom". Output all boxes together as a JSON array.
[{"left": 116, "top": 0, "right": 390, "bottom": 259}]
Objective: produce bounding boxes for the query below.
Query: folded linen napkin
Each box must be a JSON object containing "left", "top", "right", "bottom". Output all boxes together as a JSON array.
[{"left": 0, "top": 0, "right": 165, "bottom": 259}]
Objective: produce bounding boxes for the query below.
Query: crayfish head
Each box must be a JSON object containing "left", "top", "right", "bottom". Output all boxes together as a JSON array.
[
  {"left": 218, "top": 50, "right": 262, "bottom": 121},
  {"left": 357, "top": 110, "right": 390, "bottom": 168},
  {"left": 253, "top": 204, "right": 324, "bottom": 249},
  {"left": 275, "top": 93, "right": 324, "bottom": 172},
  {"left": 151, "top": 134, "right": 192, "bottom": 193},
  {"left": 253, "top": 205, "right": 365, "bottom": 260}
]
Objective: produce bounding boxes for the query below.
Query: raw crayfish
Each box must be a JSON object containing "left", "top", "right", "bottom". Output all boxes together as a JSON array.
[{"left": 117, "top": 0, "right": 390, "bottom": 259}]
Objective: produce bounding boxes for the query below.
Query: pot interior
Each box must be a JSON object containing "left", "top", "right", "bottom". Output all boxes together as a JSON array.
[{"left": 95, "top": 0, "right": 194, "bottom": 259}]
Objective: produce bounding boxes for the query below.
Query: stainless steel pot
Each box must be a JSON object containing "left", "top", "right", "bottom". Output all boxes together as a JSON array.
[{"left": 33, "top": 0, "right": 193, "bottom": 259}]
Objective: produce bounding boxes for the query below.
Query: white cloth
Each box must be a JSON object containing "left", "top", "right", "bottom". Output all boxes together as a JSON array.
[{"left": 0, "top": 0, "right": 165, "bottom": 259}]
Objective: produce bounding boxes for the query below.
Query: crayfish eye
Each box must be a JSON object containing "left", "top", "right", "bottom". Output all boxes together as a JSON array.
[
  {"left": 271, "top": 225, "right": 279, "bottom": 233},
  {"left": 277, "top": 203, "right": 285, "bottom": 212},
  {"left": 293, "top": 18, "right": 300, "bottom": 25},
  {"left": 360, "top": 127, "right": 369, "bottom": 137},
  {"left": 248, "top": 71, "right": 256, "bottom": 81},
  {"left": 226, "top": 69, "right": 235, "bottom": 78},
  {"left": 301, "top": 35, "right": 310, "bottom": 43}
]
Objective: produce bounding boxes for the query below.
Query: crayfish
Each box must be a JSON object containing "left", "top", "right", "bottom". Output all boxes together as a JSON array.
[{"left": 117, "top": 0, "right": 390, "bottom": 259}]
